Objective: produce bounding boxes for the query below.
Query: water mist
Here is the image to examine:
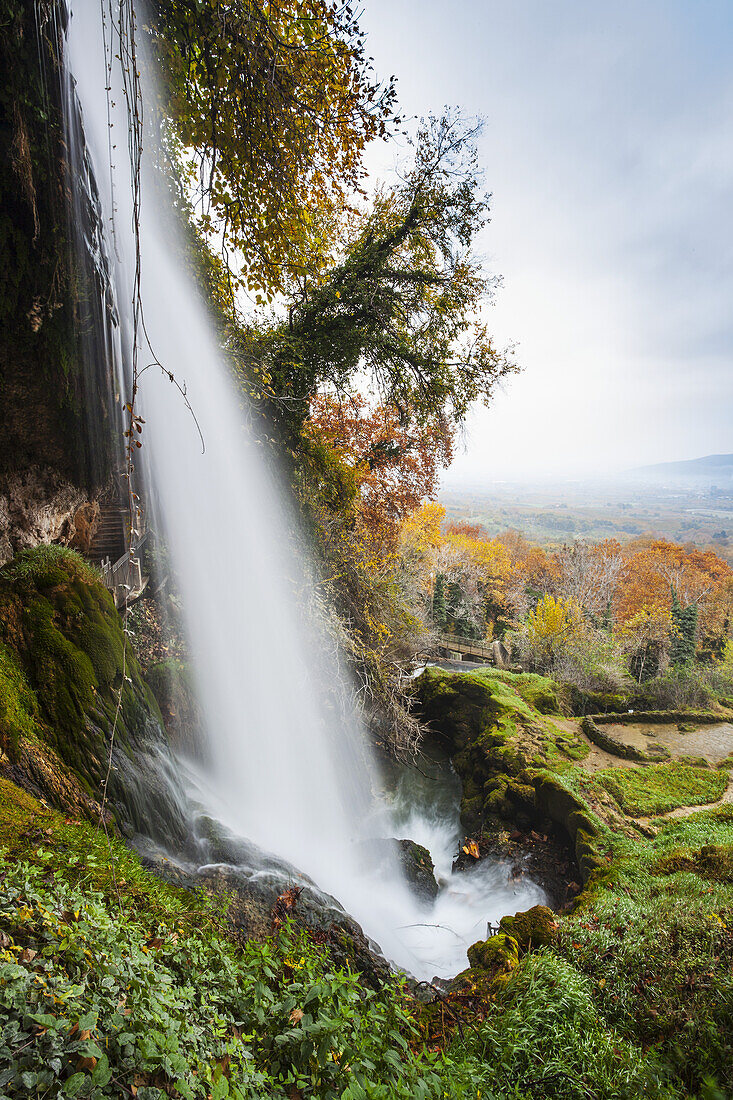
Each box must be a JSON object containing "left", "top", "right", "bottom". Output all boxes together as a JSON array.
[{"left": 64, "top": 0, "right": 546, "bottom": 981}]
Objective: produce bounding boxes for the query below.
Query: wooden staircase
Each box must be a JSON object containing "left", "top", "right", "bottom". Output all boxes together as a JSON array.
[
  {"left": 88, "top": 503, "right": 127, "bottom": 566},
  {"left": 85, "top": 491, "right": 148, "bottom": 608}
]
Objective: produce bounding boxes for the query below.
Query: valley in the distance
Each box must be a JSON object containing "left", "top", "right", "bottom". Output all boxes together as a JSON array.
[{"left": 440, "top": 453, "right": 733, "bottom": 562}]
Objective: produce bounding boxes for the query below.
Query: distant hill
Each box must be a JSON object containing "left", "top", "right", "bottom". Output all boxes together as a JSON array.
[{"left": 629, "top": 453, "right": 733, "bottom": 485}]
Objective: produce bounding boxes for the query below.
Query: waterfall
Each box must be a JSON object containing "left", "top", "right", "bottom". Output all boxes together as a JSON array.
[{"left": 62, "top": 0, "right": 547, "bottom": 981}]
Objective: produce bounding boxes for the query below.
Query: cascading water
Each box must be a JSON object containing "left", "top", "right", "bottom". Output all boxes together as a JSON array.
[{"left": 63, "top": 0, "right": 547, "bottom": 981}]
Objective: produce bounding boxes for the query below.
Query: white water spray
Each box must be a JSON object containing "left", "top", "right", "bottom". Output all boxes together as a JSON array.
[{"left": 65, "top": 1, "right": 546, "bottom": 980}]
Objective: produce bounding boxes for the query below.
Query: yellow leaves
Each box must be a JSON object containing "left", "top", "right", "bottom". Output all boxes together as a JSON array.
[
  {"left": 526, "top": 594, "right": 585, "bottom": 655},
  {"left": 157, "top": 0, "right": 397, "bottom": 297},
  {"left": 400, "top": 502, "right": 446, "bottom": 557},
  {"left": 462, "top": 839, "right": 480, "bottom": 859}
]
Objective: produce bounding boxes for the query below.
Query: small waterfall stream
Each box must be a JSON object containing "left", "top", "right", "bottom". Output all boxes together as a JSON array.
[{"left": 63, "top": 0, "right": 546, "bottom": 981}]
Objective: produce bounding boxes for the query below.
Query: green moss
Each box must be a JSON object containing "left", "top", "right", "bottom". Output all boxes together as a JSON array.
[
  {"left": 0, "top": 547, "right": 161, "bottom": 809},
  {"left": 580, "top": 714, "right": 651, "bottom": 761},
  {"left": 6, "top": 545, "right": 98, "bottom": 587},
  {"left": 477, "top": 668, "right": 569, "bottom": 715},
  {"left": 595, "top": 763, "right": 729, "bottom": 817},
  {"left": 414, "top": 667, "right": 577, "bottom": 836},
  {"left": 0, "top": 640, "right": 40, "bottom": 756},
  {"left": 499, "top": 905, "right": 558, "bottom": 951},
  {"left": 466, "top": 931, "right": 520, "bottom": 976},
  {"left": 652, "top": 843, "right": 733, "bottom": 884}
]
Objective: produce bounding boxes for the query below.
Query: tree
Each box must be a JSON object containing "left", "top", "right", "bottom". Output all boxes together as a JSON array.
[
  {"left": 436, "top": 526, "right": 510, "bottom": 638},
  {"left": 616, "top": 540, "right": 732, "bottom": 657},
  {"left": 496, "top": 530, "right": 557, "bottom": 617},
  {"left": 616, "top": 608, "right": 671, "bottom": 682},
  {"left": 670, "top": 590, "right": 698, "bottom": 666},
  {"left": 304, "top": 394, "right": 453, "bottom": 545},
  {"left": 149, "top": 0, "right": 397, "bottom": 297},
  {"left": 555, "top": 539, "right": 624, "bottom": 623},
  {"left": 259, "top": 113, "right": 516, "bottom": 445},
  {"left": 432, "top": 573, "right": 447, "bottom": 631},
  {"left": 521, "top": 594, "right": 584, "bottom": 670}
]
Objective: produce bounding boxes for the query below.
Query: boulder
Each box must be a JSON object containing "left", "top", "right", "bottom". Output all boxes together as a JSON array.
[
  {"left": 356, "top": 837, "right": 439, "bottom": 901},
  {"left": 499, "top": 904, "right": 558, "bottom": 950}
]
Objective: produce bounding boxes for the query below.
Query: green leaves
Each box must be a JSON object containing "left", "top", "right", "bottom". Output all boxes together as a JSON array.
[
  {"left": 0, "top": 852, "right": 438, "bottom": 1098},
  {"left": 261, "top": 113, "right": 516, "bottom": 449}
]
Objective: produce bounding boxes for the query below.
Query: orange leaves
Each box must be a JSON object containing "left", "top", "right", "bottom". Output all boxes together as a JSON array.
[
  {"left": 616, "top": 538, "right": 733, "bottom": 636},
  {"left": 306, "top": 394, "right": 454, "bottom": 551},
  {"left": 271, "top": 885, "right": 303, "bottom": 933}
]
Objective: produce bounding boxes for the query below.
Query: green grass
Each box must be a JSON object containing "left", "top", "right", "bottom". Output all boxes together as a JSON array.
[
  {"left": 448, "top": 952, "right": 676, "bottom": 1099},
  {"left": 557, "top": 807, "right": 733, "bottom": 1095},
  {"left": 593, "top": 762, "right": 729, "bottom": 817},
  {"left": 3, "top": 544, "right": 99, "bottom": 587}
]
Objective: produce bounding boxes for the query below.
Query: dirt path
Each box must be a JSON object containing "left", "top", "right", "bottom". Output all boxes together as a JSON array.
[
  {"left": 552, "top": 716, "right": 733, "bottom": 827},
  {"left": 554, "top": 716, "right": 733, "bottom": 773}
]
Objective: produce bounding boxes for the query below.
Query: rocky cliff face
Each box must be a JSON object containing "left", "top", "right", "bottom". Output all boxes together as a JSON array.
[
  {"left": 0, "top": 468, "right": 92, "bottom": 565},
  {"left": 0, "top": 1, "right": 122, "bottom": 562}
]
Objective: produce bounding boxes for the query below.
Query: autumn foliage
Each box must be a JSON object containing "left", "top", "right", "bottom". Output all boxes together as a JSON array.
[
  {"left": 306, "top": 395, "right": 453, "bottom": 546},
  {"left": 393, "top": 511, "right": 733, "bottom": 689}
]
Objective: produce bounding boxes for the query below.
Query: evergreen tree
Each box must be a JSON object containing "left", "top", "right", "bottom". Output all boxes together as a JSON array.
[
  {"left": 446, "top": 580, "right": 462, "bottom": 633},
  {"left": 432, "top": 573, "right": 447, "bottom": 631},
  {"left": 670, "top": 590, "right": 698, "bottom": 665}
]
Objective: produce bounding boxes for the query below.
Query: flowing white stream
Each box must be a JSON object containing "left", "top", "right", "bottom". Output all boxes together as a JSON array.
[{"left": 65, "top": 1, "right": 546, "bottom": 981}]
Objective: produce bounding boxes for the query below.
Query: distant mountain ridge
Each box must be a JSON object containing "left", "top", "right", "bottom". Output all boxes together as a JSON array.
[{"left": 630, "top": 453, "right": 733, "bottom": 484}]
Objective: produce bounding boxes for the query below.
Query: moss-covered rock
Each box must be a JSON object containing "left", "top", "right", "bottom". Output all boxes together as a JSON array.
[
  {"left": 580, "top": 715, "right": 651, "bottom": 761},
  {"left": 355, "top": 837, "right": 440, "bottom": 901},
  {"left": 396, "top": 839, "right": 439, "bottom": 900},
  {"left": 413, "top": 667, "right": 563, "bottom": 837},
  {"left": 467, "top": 931, "right": 519, "bottom": 972},
  {"left": 0, "top": 546, "right": 187, "bottom": 845},
  {"left": 499, "top": 905, "right": 558, "bottom": 951},
  {"left": 533, "top": 773, "right": 604, "bottom": 882},
  {"left": 458, "top": 932, "right": 520, "bottom": 994}
]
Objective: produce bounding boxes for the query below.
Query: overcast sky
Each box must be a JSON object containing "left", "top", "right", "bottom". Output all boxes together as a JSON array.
[{"left": 360, "top": 0, "right": 733, "bottom": 483}]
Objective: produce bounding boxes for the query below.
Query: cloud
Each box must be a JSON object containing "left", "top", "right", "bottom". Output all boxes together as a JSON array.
[{"left": 360, "top": 0, "right": 733, "bottom": 480}]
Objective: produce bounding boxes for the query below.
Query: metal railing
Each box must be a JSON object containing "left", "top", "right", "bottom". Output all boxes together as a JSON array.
[
  {"left": 437, "top": 632, "right": 495, "bottom": 659},
  {"left": 100, "top": 532, "right": 147, "bottom": 608}
]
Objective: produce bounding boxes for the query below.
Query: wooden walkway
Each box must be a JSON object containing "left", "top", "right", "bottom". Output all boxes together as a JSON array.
[{"left": 437, "top": 633, "right": 497, "bottom": 663}]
